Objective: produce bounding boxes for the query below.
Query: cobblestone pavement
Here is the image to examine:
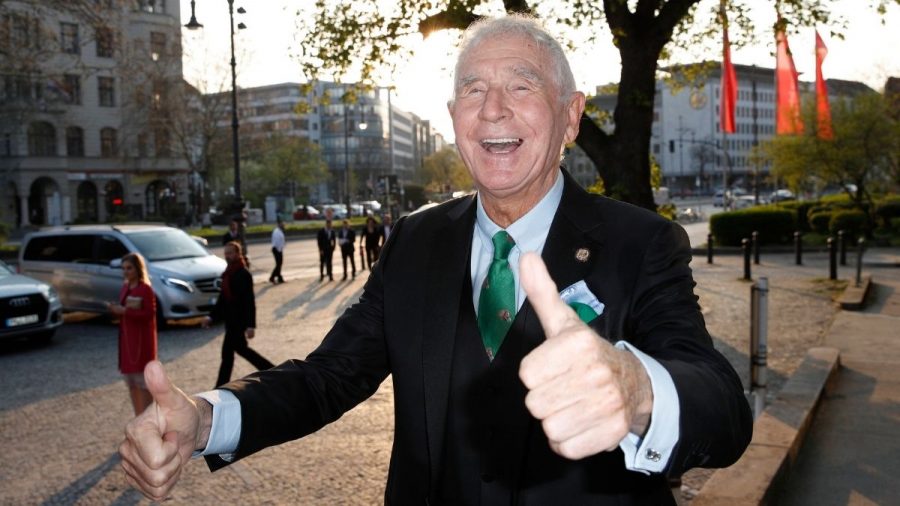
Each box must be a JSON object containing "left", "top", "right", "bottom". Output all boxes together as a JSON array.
[{"left": 1, "top": 242, "right": 892, "bottom": 505}]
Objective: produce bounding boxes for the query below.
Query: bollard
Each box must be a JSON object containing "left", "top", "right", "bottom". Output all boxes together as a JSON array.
[
  {"left": 707, "top": 234, "right": 714, "bottom": 264},
  {"left": 828, "top": 237, "right": 837, "bottom": 280},
  {"left": 794, "top": 231, "right": 803, "bottom": 265},
  {"left": 750, "top": 277, "right": 769, "bottom": 418},
  {"left": 359, "top": 243, "right": 366, "bottom": 272},
  {"left": 742, "top": 238, "right": 752, "bottom": 280},
  {"left": 856, "top": 238, "right": 865, "bottom": 287},
  {"left": 838, "top": 230, "right": 847, "bottom": 266},
  {"left": 752, "top": 231, "right": 760, "bottom": 265}
]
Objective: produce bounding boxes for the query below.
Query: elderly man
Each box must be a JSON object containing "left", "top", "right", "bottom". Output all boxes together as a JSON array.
[{"left": 120, "top": 15, "right": 751, "bottom": 504}]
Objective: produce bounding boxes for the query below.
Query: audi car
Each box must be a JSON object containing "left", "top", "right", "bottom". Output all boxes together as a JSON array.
[{"left": 0, "top": 260, "right": 63, "bottom": 343}]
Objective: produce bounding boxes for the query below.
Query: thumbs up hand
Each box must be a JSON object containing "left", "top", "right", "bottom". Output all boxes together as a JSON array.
[
  {"left": 119, "top": 361, "right": 212, "bottom": 500},
  {"left": 518, "top": 253, "right": 654, "bottom": 460}
]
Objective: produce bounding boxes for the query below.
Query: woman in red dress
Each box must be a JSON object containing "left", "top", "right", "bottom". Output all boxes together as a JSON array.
[{"left": 107, "top": 252, "right": 157, "bottom": 415}]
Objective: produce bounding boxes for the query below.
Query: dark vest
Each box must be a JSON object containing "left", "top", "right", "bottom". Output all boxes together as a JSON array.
[{"left": 434, "top": 266, "right": 676, "bottom": 505}]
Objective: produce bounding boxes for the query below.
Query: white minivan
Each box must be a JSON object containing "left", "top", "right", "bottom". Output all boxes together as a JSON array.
[{"left": 19, "top": 225, "right": 226, "bottom": 324}]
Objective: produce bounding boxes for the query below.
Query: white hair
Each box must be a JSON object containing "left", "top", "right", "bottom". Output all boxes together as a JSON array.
[{"left": 450, "top": 14, "right": 577, "bottom": 105}]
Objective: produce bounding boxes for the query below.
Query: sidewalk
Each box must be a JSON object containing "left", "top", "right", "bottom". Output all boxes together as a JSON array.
[{"left": 777, "top": 268, "right": 900, "bottom": 504}]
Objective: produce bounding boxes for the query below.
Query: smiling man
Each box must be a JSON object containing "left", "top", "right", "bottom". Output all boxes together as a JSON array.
[{"left": 119, "top": 15, "right": 751, "bottom": 504}]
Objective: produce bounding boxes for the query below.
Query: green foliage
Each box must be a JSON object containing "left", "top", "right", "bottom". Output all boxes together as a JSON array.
[
  {"left": 808, "top": 212, "right": 833, "bottom": 234},
  {"left": 657, "top": 203, "right": 676, "bottom": 221},
  {"left": 829, "top": 210, "right": 867, "bottom": 239},
  {"left": 709, "top": 208, "right": 795, "bottom": 246},
  {"left": 422, "top": 147, "right": 471, "bottom": 193},
  {"left": 775, "top": 200, "right": 816, "bottom": 233},
  {"left": 875, "top": 196, "right": 900, "bottom": 229}
]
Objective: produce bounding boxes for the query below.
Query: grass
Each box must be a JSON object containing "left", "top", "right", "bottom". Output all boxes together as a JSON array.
[{"left": 186, "top": 217, "right": 370, "bottom": 238}]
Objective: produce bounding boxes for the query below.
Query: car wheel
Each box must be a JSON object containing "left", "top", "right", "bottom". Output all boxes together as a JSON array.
[{"left": 156, "top": 297, "right": 169, "bottom": 331}]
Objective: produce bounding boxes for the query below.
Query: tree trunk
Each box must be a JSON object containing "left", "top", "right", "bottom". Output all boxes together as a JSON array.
[{"left": 575, "top": 43, "right": 660, "bottom": 211}]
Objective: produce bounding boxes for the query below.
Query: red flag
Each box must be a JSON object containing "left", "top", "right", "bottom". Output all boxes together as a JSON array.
[
  {"left": 815, "top": 30, "right": 833, "bottom": 139},
  {"left": 775, "top": 23, "right": 804, "bottom": 134},
  {"left": 719, "top": 4, "right": 737, "bottom": 134}
]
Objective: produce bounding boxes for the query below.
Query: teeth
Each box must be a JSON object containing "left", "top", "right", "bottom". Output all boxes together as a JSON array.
[{"left": 482, "top": 138, "right": 521, "bottom": 144}]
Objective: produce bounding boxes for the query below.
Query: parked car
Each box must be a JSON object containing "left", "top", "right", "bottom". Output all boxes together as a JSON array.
[
  {"left": 354, "top": 200, "right": 382, "bottom": 214},
  {"left": 319, "top": 204, "right": 348, "bottom": 219},
  {"left": 18, "top": 225, "right": 226, "bottom": 324},
  {"left": 769, "top": 189, "right": 796, "bottom": 203},
  {"left": 713, "top": 189, "right": 727, "bottom": 207},
  {"left": 734, "top": 195, "right": 760, "bottom": 209},
  {"left": 0, "top": 259, "right": 63, "bottom": 343},
  {"left": 293, "top": 205, "right": 321, "bottom": 220}
]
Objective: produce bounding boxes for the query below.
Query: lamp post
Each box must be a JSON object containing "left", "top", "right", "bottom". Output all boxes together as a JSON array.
[
  {"left": 342, "top": 94, "right": 366, "bottom": 218},
  {"left": 185, "top": 0, "right": 247, "bottom": 250}
]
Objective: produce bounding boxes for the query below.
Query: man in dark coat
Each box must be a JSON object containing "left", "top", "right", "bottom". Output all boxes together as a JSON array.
[
  {"left": 337, "top": 219, "right": 356, "bottom": 280},
  {"left": 316, "top": 210, "right": 336, "bottom": 282},
  {"left": 205, "top": 242, "right": 273, "bottom": 387},
  {"left": 121, "top": 15, "right": 752, "bottom": 504}
]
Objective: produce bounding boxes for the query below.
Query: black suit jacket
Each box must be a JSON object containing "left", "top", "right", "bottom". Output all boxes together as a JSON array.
[
  {"left": 317, "top": 227, "right": 336, "bottom": 252},
  {"left": 210, "top": 267, "right": 255, "bottom": 332},
  {"left": 338, "top": 227, "right": 356, "bottom": 253},
  {"left": 216, "top": 172, "right": 752, "bottom": 503}
]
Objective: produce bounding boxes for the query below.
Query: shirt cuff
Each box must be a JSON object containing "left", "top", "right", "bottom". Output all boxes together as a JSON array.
[
  {"left": 614, "top": 341, "right": 680, "bottom": 474},
  {"left": 192, "top": 389, "right": 242, "bottom": 460}
]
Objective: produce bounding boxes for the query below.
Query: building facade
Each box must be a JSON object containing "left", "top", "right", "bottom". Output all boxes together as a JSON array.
[
  {"left": 0, "top": 0, "right": 190, "bottom": 229},
  {"left": 215, "top": 81, "right": 445, "bottom": 209},
  {"left": 565, "top": 63, "right": 873, "bottom": 196}
]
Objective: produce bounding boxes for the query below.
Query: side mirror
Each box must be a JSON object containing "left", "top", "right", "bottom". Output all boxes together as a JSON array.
[{"left": 109, "top": 258, "right": 123, "bottom": 269}]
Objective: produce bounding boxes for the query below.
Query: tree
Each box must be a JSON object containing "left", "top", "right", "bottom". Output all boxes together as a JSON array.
[
  {"left": 294, "top": 0, "right": 899, "bottom": 210},
  {"left": 236, "top": 135, "right": 330, "bottom": 208},
  {"left": 764, "top": 92, "right": 899, "bottom": 209},
  {"left": 423, "top": 146, "right": 472, "bottom": 193}
]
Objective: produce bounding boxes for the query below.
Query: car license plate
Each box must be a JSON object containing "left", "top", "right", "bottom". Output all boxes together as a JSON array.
[{"left": 6, "top": 314, "right": 39, "bottom": 327}]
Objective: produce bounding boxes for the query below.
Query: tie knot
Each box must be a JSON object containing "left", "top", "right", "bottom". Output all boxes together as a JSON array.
[{"left": 491, "top": 231, "right": 515, "bottom": 260}]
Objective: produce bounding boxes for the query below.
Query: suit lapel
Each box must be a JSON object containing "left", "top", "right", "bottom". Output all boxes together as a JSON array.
[{"left": 421, "top": 196, "right": 476, "bottom": 490}]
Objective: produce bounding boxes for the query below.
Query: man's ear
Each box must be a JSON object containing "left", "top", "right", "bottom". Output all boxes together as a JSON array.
[{"left": 563, "top": 92, "right": 587, "bottom": 144}]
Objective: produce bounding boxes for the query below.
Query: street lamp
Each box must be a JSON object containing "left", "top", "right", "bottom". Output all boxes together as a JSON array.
[
  {"left": 342, "top": 94, "right": 367, "bottom": 218},
  {"left": 185, "top": 0, "right": 247, "bottom": 251}
]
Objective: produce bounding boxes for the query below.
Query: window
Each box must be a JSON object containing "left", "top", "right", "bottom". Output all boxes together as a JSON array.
[
  {"left": 63, "top": 74, "right": 81, "bottom": 104},
  {"left": 140, "top": 0, "right": 166, "bottom": 13},
  {"left": 95, "top": 26, "right": 114, "bottom": 57},
  {"left": 100, "top": 127, "right": 117, "bottom": 157},
  {"left": 66, "top": 126, "right": 84, "bottom": 156},
  {"left": 98, "top": 76, "right": 115, "bottom": 106},
  {"left": 154, "top": 128, "right": 169, "bottom": 157},
  {"left": 23, "top": 235, "right": 95, "bottom": 262},
  {"left": 150, "top": 32, "right": 165, "bottom": 60},
  {"left": 28, "top": 122, "right": 56, "bottom": 156},
  {"left": 95, "top": 235, "right": 129, "bottom": 264},
  {"left": 3, "top": 13, "right": 41, "bottom": 50},
  {"left": 60, "top": 22, "right": 79, "bottom": 54},
  {"left": 137, "top": 132, "right": 148, "bottom": 157}
]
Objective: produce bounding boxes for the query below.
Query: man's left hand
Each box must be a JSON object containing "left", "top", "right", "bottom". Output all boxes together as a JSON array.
[{"left": 518, "top": 252, "right": 654, "bottom": 460}]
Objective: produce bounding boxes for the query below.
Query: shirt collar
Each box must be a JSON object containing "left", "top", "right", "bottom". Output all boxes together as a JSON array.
[{"left": 475, "top": 169, "right": 564, "bottom": 252}]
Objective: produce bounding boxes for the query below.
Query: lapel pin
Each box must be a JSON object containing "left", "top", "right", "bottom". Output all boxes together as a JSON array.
[{"left": 575, "top": 248, "right": 590, "bottom": 263}]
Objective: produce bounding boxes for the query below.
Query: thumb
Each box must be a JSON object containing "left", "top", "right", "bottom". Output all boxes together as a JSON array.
[
  {"left": 520, "top": 252, "right": 578, "bottom": 338},
  {"left": 144, "top": 360, "right": 184, "bottom": 412}
]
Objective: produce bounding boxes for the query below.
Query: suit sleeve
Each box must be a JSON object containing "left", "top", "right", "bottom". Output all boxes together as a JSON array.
[
  {"left": 625, "top": 220, "right": 752, "bottom": 476},
  {"left": 212, "top": 219, "right": 404, "bottom": 466}
]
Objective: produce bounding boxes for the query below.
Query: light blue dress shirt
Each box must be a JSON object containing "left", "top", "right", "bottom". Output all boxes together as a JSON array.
[{"left": 199, "top": 169, "right": 680, "bottom": 473}]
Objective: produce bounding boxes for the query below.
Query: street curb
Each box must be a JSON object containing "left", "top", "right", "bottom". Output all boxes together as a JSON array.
[
  {"left": 691, "top": 346, "right": 841, "bottom": 506},
  {"left": 838, "top": 275, "right": 872, "bottom": 310}
]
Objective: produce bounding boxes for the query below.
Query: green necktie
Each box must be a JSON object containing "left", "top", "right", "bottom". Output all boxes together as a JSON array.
[{"left": 478, "top": 231, "right": 516, "bottom": 361}]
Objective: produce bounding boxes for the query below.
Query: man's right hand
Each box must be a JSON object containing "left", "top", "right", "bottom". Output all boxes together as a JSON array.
[{"left": 119, "top": 360, "right": 212, "bottom": 501}]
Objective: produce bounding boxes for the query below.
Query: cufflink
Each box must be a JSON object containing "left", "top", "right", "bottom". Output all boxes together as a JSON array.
[{"left": 645, "top": 448, "right": 662, "bottom": 462}]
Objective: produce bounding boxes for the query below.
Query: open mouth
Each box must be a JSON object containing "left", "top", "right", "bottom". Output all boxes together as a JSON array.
[{"left": 481, "top": 137, "right": 523, "bottom": 154}]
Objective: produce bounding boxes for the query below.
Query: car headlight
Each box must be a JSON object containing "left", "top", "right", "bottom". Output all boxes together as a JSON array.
[
  {"left": 160, "top": 276, "right": 194, "bottom": 293},
  {"left": 40, "top": 285, "right": 60, "bottom": 304}
]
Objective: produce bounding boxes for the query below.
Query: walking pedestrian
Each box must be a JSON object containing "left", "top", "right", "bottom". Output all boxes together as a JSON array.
[
  {"left": 205, "top": 241, "right": 274, "bottom": 388},
  {"left": 269, "top": 218, "right": 286, "bottom": 284},
  {"left": 107, "top": 252, "right": 156, "bottom": 416},
  {"left": 317, "top": 209, "right": 336, "bottom": 282},
  {"left": 381, "top": 213, "right": 393, "bottom": 245},
  {"left": 362, "top": 216, "right": 381, "bottom": 269},
  {"left": 221, "top": 219, "right": 239, "bottom": 246},
  {"left": 338, "top": 219, "right": 356, "bottom": 280}
]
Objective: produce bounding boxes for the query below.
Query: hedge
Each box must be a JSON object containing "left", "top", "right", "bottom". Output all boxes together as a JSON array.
[
  {"left": 808, "top": 212, "right": 833, "bottom": 235},
  {"left": 709, "top": 208, "right": 795, "bottom": 246},
  {"left": 776, "top": 200, "right": 817, "bottom": 232},
  {"left": 875, "top": 196, "right": 900, "bottom": 229},
  {"left": 829, "top": 210, "right": 867, "bottom": 239}
]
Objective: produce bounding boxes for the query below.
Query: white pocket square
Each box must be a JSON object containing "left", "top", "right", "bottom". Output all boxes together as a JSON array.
[{"left": 559, "top": 280, "right": 604, "bottom": 323}]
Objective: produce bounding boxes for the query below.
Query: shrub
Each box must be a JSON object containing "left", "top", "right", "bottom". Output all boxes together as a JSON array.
[
  {"left": 808, "top": 212, "right": 833, "bottom": 235},
  {"left": 875, "top": 196, "right": 900, "bottom": 229},
  {"left": 829, "top": 210, "right": 867, "bottom": 239},
  {"left": 777, "top": 200, "right": 817, "bottom": 232},
  {"left": 709, "top": 208, "right": 795, "bottom": 246}
]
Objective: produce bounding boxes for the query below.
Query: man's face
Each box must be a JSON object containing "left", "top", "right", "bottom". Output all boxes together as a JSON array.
[
  {"left": 224, "top": 245, "right": 239, "bottom": 264},
  {"left": 384, "top": 215, "right": 392, "bottom": 226},
  {"left": 229, "top": 221, "right": 238, "bottom": 233},
  {"left": 448, "top": 35, "right": 584, "bottom": 202}
]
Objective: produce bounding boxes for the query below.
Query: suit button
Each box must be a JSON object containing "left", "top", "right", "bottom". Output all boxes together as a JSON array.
[{"left": 481, "top": 473, "right": 494, "bottom": 483}]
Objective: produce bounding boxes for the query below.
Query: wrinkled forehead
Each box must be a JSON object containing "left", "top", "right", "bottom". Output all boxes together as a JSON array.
[{"left": 456, "top": 34, "right": 551, "bottom": 81}]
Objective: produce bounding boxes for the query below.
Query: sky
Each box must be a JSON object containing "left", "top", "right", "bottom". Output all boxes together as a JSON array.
[{"left": 179, "top": 1, "right": 900, "bottom": 143}]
